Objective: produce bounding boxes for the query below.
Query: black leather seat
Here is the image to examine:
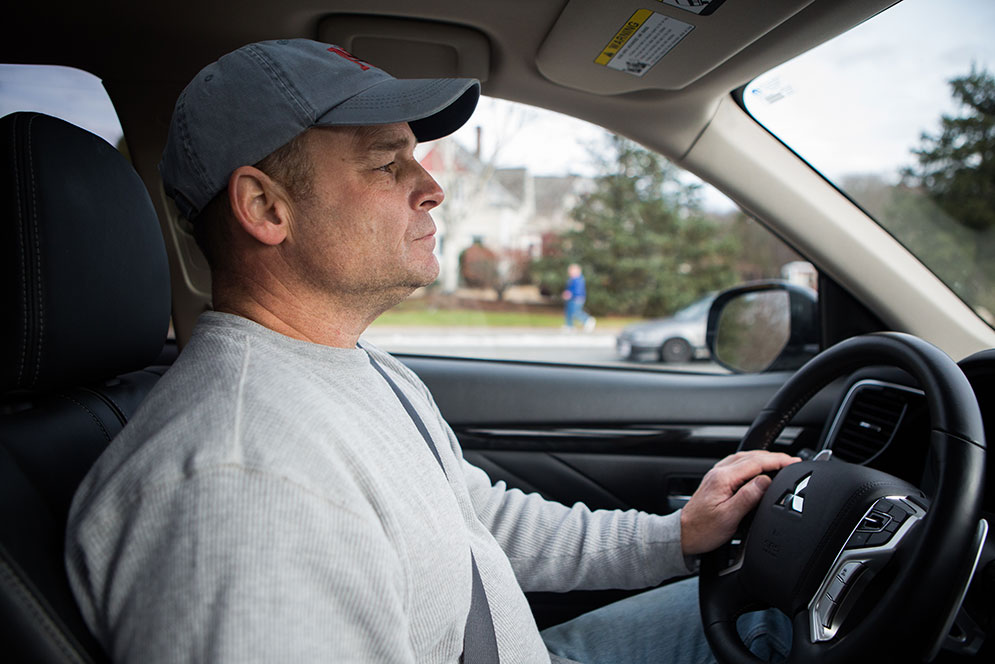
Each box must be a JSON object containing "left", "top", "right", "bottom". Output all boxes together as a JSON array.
[{"left": 0, "top": 112, "right": 171, "bottom": 663}]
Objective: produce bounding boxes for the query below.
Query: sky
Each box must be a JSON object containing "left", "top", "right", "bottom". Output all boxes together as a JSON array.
[
  {"left": 744, "top": 0, "right": 995, "bottom": 185},
  {"left": 3, "top": 0, "right": 992, "bottom": 210}
]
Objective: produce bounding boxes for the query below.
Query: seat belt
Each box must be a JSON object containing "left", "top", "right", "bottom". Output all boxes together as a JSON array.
[{"left": 367, "top": 353, "right": 500, "bottom": 664}]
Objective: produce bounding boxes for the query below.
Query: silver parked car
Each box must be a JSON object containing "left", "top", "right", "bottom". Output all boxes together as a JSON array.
[{"left": 616, "top": 294, "right": 715, "bottom": 363}]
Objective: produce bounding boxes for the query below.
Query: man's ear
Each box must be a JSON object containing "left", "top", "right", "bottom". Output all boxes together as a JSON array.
[{"left": 227, "top": 166, "right": 292, "bottom": 246}]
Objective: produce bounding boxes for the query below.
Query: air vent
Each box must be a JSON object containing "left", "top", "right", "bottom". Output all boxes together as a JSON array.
[{"left": 825, "top": 381, "right": 923, "bottom": 464}]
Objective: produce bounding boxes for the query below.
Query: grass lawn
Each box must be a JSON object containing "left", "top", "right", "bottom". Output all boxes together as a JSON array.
[
  {"left": 371, "top": 307, "right": 642, "bottom": 328},
  {"left": 368, "top": 291, "right": 644, "bottom": 328},
  {"left": 372, "top": 309, "right": 562, "bottom": 327}
]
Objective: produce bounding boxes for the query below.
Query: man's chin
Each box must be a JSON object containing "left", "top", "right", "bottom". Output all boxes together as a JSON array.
[
  {"left": 382, "top": 259, "right": 438, "bottom": 297},
  {"left": 400, "top": 265, "right": 439, "bottom": 293},
  {"left": 417, "top": 259, "right": 441, "bottom": 287}
]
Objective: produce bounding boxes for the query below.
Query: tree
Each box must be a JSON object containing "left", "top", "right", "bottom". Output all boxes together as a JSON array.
[
  {"left": 532, "top": 135, "right": 738, "bottom": 317},
  {"left": 459, "top": 240, "right": 529, "bottom": 301},
  {"left": 712, "top": 210, "right": 804, "bottom": 283},
  {"left": 898, "top": 65, "right": 995, "bottom": 321},
  {"left": 903, "top": 65, "right": 995, "bottom": 233}
]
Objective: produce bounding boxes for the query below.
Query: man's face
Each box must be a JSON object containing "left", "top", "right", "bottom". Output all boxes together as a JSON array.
[{"left": 283, "top": 122, "right": 443, "bottom": 307}]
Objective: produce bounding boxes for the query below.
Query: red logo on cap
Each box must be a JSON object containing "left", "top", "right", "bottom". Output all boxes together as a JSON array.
[{"left": 327, "top": 46, "right": 371, "bottom": 71}]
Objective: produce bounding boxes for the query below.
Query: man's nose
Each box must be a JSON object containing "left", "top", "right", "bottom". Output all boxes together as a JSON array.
[{"left": 413, "top": 162, "right": 444, "bottom": 211}]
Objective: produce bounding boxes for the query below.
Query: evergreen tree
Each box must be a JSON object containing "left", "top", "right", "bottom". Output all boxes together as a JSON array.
[
  {"left": 904, "top": 67, "right": 995, "bottom": 230},
  {"left": 897, "top": 65, "right": 995, "bottom": 321},
  {"left": 533, "top": 135, "right": 738, "bottom": 317},
  {"left": 903, "top": 65, "right": 995, "bottom": 232}
]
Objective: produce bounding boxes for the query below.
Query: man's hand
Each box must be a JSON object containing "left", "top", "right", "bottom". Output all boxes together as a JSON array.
[{"left": 680, "top": 450, "right": 800, "bottom": 555}]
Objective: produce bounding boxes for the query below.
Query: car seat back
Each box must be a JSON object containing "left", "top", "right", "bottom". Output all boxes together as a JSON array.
[{"left": 0, "top": 112, "right": 171, "bottom": 663}]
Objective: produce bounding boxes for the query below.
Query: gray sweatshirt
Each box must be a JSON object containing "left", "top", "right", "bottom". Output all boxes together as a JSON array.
[{"left": 66, "top": 312, "right": 692, "bottom": 663}]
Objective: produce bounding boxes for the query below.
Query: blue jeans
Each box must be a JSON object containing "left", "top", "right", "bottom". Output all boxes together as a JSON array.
[
  {"left": 565, "top": 298, "right": 591, "bottom": 327},
  {"left": 541, "top": 577, "right": 792, "bottom": 664}
]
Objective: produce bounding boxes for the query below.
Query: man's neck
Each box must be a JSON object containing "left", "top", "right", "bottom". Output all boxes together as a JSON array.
[{"left": 212, "top": 283, "right": 401, "bottom": 349}]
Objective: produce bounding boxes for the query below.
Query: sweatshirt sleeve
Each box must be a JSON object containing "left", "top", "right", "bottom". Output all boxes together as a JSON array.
[
  {"left": 68, "top": 466, "right": 417, "bottom": 664},
  {"left": 378, "top": 349, "right": 695, "bottom": 594},
  {"left": 462, "top": 459, "right": 696, "bottom": 593}
]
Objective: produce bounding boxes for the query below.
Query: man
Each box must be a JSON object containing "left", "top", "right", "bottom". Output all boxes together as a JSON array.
[
  {"left": 562, "top": 263, "right": 595, "bottom": 332},
  {"left": 66, "top": 39, "right": 795, "bottom": 663}
]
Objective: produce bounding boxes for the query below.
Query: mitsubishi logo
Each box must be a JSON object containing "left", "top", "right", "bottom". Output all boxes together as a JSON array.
[{"left": 777, "top": 474, "right": 810, "bottom": 514}]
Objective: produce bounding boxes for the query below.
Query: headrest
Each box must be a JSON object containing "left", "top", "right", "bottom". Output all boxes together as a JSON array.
[{"left": 0, "top": 112, "right": 171, "bottom": 392}]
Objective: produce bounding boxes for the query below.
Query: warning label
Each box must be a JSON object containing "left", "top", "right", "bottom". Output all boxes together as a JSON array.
[
  {"left": 595, "top": 9, "right": 694, "bottom": 77},
  {"left": 658, "top": 0, "right": 725, "bottom": 16}
]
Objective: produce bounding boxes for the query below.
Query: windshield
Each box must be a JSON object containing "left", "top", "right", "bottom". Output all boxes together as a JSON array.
[
  {"left": 673, "top": 295, "right": 713, "bottom": 321},
  {"left": 743, "top": 0, "right": 995, "bottom": 329}
]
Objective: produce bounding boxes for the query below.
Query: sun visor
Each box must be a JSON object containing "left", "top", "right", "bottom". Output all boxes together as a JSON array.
[
  {"left": 536, "top": 0, "right": 813, "bottom": 94},
  {"left": 318, "top": 15, "right": 490, "bottom": 82}
]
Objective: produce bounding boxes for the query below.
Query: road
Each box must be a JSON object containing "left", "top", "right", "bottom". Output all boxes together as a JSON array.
[{"left": 362, "top": 326, "right": 726, "bottom": 372}]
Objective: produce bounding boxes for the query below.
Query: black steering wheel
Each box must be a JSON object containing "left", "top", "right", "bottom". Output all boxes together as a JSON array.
[{"left": 700, "top": 332, "right": 987, "bottom": 663}]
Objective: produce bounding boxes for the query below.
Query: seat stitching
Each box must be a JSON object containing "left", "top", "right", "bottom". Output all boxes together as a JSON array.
[
  {"left": 57, "top": 393, "right": 112, "bottom": 443},
  {"left": 79, "top": 386, "right": 127, "bottom": 429},
  {"left": 27, "top": 114, "right": 45, "bottom": 387},
  {"left": 12, "top": 115, "right": 29, "bottom": 385}
]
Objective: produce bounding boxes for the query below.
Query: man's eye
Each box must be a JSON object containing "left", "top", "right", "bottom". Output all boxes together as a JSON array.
[{"left": 375, "top": 162, "right": 396, "bottom": 174}]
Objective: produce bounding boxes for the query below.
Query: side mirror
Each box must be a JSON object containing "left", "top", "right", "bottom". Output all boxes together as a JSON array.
[{"left": 706, "top": 281, "right": 819, "bottom": 373}]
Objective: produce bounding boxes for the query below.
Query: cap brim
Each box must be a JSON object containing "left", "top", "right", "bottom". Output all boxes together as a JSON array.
[{"left": 315, "top": 77, "right": 480, "bottom": 141}]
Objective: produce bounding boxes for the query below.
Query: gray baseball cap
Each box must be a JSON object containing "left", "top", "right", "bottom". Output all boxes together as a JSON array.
[{"left": 159, "top": 38, "right": 480, "bottom": 219}]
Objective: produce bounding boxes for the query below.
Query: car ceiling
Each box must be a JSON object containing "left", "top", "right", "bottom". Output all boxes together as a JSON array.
[{"left": 5, "top": 0, "right": 895, "bottom": 160}]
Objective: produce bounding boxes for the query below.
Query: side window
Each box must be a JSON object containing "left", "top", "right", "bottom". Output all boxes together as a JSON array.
[
  {"left": 0, "top": 64, "right": 125, "bottom": 153},
  {"left": 0, "top": 64, "right": 179, "bottom": 341},
  {"left": 367, "top": 96, "right": 815, "bottom": 372}
]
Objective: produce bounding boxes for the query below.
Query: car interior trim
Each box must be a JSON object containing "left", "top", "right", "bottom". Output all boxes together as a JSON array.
[{"left": 820, "top": 378, "right": 926, "bottom": 463}]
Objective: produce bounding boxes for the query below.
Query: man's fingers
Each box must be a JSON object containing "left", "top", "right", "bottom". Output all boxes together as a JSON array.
[
  {"left": 726, "top": 474, "right": 773, "bottom": 516},
  {"left": 711, "top": 450, "right": 756, "bottom": 468},
  {"left": 712, "top": 450, "right": 799, "bottom": 470},
  {"left": 752, "top": 451, "right": 801, "bottom": 472},
  {"left": 713, "top": 452, "right": 799, "bottom": 494}
]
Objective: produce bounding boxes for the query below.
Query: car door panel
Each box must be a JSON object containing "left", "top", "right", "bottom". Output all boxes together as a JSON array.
[
  {"left": 464, "top": 449, "right": 716, "bottom": 513},
  {"left": 404, "top": 356, "right": 831, "bottom": 425},
  {"left": 402, "top": 354, "right": 839, "bottom": 517}
]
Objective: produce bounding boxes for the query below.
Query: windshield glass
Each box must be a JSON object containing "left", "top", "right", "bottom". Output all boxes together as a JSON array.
[
  {"left": 673, "top": 295, "right": 714, "bottom": 321},
  {"left": 743, "top": 0, "right": 995, "bottom": 328}
]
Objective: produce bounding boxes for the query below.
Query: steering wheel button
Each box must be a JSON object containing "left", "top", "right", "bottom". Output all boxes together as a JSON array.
[
  {"left": 837, "top": 561, "right": 863, "bottom": 584},
  {"left": 846, "top": 531, "right": 870, "bottom": 549},
  {"left": 858, "top": 510, "right": 892, "bottom": 532},
  {"left": 826, "top": 575, "right": 847, "bottom": 602},
  {"left": 887, "top": 503, "right": 911, "bottom": 523},
  {"left": 866, "top": 530, "right": 892, "bottom": 547},
  {"left": 818, "top": 596, "right": 838, "bottom": 628}
]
